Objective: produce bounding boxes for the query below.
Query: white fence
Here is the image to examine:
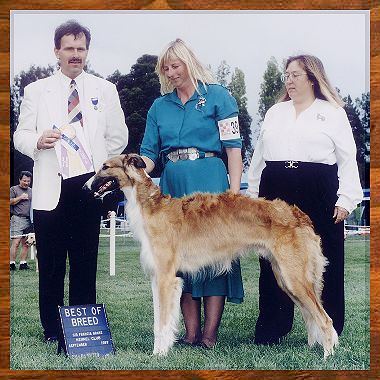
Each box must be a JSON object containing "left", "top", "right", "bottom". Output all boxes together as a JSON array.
[{"left": 99, "top": 211, "right": 132, "bottom": 276}]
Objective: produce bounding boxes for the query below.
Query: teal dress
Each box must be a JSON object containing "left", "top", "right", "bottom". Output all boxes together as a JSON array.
[{"left": 140, "top": 83, "right": 244, "bottom": 304}]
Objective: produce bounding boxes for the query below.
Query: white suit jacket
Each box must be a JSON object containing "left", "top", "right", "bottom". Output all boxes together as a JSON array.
[{"left": 14, "top": 71, "right": 129, "bottom": 211}]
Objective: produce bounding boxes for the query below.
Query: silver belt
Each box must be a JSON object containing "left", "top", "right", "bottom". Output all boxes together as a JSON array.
[{"left": 167, "top": 148, "right": 216, "bottom": 163}]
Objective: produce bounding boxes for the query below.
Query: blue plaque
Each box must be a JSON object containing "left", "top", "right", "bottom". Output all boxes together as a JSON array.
[{"left": 58, "top": 304, "right": 114, "bottom": 357}]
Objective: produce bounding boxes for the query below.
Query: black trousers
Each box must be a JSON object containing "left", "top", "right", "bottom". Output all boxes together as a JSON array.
[
  {"left": 33, "top": 173, "right": 102, "bottom": 338},
  {"left": 254, "top": 161, "right": 345, "bottom": 344}
]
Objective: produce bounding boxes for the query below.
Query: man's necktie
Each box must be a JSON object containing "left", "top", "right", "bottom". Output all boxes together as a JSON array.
[
  {"left": 61, "top": 78, "right": 93, "bottom": 178},
  {"left": 68, "top": 79, "right": 83, "bottom": 126}
]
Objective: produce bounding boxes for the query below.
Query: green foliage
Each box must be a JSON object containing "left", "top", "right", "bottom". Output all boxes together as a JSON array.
[
  {"left": 257, "top": 57, "right": 284, "bottom": 123},
  {"left": 229, "top": 68, "right": 253, "bottom": 169},
  {"left": 10, "top": 64, "right": 56, "bottom": 185},
  {"left": 343, "top": 94, "right": 367, "bottom": 188},
  {"left": 215, "top": 62, "right": 253, "bottom": 170},
  {"left": 11, "top": 64, "right": 56, "bottom": 131},
  {"left": 216, "top": 60, "right": 231, "bottom": 87},
  {"left": 355, "top": 92, "right": 370, "bottom": 189},
  {"left": 107, "top": 55, "right": 161, "bottom": 176},
  {"left": 10, "top": 235, "right": 369, "bottom": 370}
]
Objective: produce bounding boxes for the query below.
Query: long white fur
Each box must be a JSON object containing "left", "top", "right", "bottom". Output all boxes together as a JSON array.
[
  {"left": 124, "top": 186, "right": 183, "bottom": 354},
  {"left": 124, "top": 187, "right": 155, "bottom": 276}
]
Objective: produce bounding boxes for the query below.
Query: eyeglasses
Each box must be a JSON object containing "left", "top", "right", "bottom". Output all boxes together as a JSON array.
[{"left": 281, "top": 72, "right": 308, "bottom": 83}]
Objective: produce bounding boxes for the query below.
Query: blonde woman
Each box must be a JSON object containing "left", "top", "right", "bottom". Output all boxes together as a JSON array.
[
  {"left": 247, "top": 54, "right": 363, "bottom": 345},
  {"left": 140, "top": 39, "right": 244, "bottom": 348}
]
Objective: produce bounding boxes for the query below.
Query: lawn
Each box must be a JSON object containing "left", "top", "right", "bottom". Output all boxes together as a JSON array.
[{"left": 10, "top": 234, "right": 370, "bottom": 370}]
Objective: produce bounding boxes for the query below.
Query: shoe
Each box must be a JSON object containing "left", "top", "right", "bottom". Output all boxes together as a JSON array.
[
  {"left": 176, "top": 338, "right": 200, "bottom": 347},
  {"left": 253, "top": 336, "right": 282, "bottom": 345},
  {"left": 10, "top": 263, "right": 16, "bottom": 271},
  {"left": 44, "top": 335, "right": 58, "bottom": 343},
  {"left": 19, "top": 263, "right": 30, "bottom": 270},
  {"left": 197, "top": 341, "right": 215, "bottom": 349}
]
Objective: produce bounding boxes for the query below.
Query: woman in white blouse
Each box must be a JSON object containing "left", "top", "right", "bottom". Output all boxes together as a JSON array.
[{"left": 247, "top": 54, "right": 363, "bottom": 345}]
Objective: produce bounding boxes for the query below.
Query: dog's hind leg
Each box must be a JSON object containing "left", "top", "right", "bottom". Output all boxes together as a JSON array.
[
  {"left": 152, "top": 269, "right": 183, "bottom": 355},
  {"left": 269, "top": 239, "right": 338, "bottom": 358}
]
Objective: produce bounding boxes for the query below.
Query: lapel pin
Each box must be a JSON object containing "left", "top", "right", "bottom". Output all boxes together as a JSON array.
[
  {"left": 91, "top": 97, "right": 99, "bottom": 110},
  {"left": 317, "top": 113, "right": 326, "bottom": 122},
  {"left": 195, "top": 96, "right": 206, "bottom": 111}
]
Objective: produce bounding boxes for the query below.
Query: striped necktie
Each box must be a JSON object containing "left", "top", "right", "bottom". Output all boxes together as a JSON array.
[{"left": 68, "top": 79, "right": 83, "bottom": 126}]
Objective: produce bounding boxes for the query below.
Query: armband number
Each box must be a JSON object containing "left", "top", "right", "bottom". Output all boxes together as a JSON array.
[{"left": 218, "top": 116, "right": 241, "bottom": 141}]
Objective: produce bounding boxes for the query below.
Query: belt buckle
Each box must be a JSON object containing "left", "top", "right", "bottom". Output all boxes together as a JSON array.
[{"left": 285, "top": 160, "right": 299, "bottom": 169}]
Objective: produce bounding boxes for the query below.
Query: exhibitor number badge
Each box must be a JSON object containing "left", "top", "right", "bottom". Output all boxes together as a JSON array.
[{"left": 218, "top": 116, "right": 241, "bottom": 140}]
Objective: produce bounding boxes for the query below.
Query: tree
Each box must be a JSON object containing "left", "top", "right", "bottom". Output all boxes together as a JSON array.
[
  {"left": 108, "top": 54, "right": 161, "bottom": 176},
  {"left": 354, "top": 92, "right": 370, "bottom": 190},
  {"left": 343, "top": 94, "right": 366, "bottom": 187},
  {"left": 257, "top": 56, "right": 283, "bottom": 123},
  {"left": 216, "top": 60, "right": 231, "bottom": 87},
  {"left": 356, "top": 92, "right": 370, "bottom": 162},
  {"left": 11, "top": 64, "right": 56, "bottom": 185},
  {"left": 228, "top": 67, "right": 253, "bottom": 169},
  {"left": 252, "top": 57, "right": 284, "bottom": 152}
]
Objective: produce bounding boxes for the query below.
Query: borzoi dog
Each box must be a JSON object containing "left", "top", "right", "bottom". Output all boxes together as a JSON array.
[{"left": 91, "top": 153, "right": 338, "bottom": 358}]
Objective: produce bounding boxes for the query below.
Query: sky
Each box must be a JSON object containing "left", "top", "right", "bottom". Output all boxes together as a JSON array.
[{"left": 11, "top": 10, "right": 369, "bottom": 130}]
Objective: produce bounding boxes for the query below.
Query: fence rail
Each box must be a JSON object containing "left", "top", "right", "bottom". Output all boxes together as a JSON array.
[{"left": 11, "top": 213, "right": 370, "bottom": 277}]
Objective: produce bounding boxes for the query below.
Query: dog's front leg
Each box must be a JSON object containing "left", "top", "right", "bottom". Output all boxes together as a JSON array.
[
  {"left": 152, "top": 273, "right": 183, "bottom": 355},
  {"left": 151, "top": 275, "right": 161, "bottom": 354}
]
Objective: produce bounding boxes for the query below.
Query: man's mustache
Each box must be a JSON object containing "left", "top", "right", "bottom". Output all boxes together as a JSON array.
[{"left": 69, "top": 58, "right": 82, "bottom": 63}]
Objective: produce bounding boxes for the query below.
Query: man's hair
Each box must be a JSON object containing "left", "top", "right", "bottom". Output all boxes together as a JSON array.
[
  {"left": 19, "top": 171, "right": 32, "bottom": 180},
  {"left": 54, "top": 20, "right": 91, "bottom": 50}
]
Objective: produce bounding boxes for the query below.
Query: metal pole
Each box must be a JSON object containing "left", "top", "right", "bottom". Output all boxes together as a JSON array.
[
  {"left": 30, "top": 244, "right": 35, "bottom": 260},
  {"left": 110, "top": 211, "right": 116, "bottom": 276}
]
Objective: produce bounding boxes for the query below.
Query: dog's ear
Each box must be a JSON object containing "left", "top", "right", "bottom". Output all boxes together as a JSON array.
[{"left": 123, "top": 154, "right": 146, "bottom": 171}]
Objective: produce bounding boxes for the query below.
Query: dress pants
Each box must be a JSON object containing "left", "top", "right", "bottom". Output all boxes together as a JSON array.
[
  {"left": 33, "top": 173, "right": 102, "bottom": 338},
  {"left": 254, "top": 161, "right": 345, "bottom": 344}
]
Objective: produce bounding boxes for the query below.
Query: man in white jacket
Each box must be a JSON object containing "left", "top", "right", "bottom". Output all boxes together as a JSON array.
[{"left": 14, "top": 20, "right": 128, "bottom": 342}]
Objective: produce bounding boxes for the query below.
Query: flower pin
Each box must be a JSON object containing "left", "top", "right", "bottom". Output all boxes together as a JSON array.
[{"left": 195, "top": 96, "right": 206, "bottom": 111}]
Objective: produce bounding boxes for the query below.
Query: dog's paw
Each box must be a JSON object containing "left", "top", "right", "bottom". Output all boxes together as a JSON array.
[
  {"left": 323, "top": 328, "right": 339, "bottom": 359},
  {"left": 153, "top": 345, "right": 169, "bottom": 356}
]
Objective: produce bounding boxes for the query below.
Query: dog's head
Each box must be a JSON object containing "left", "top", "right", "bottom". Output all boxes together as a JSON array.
[
  {"left": 25, "top": 233, "right": 36, "bottom": 247},
  {"left": 91, "top": 154, "right": 147, "bottom": 198}
]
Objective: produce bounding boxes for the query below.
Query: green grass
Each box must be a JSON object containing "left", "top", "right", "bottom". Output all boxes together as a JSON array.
[{"left": 10, "top": 234, "right": 370, "bottom": 370}]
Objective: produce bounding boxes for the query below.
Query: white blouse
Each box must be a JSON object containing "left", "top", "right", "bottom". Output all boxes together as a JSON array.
[{"left": 246, "top": 99, "right": 363, "bottom": 213}]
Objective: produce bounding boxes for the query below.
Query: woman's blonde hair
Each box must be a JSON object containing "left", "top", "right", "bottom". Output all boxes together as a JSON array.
[
  {"left": 156, "top": 38, "right": 216, "bottom": 95},
  {"left": 278, "top": 54, "right": 344, "bottom": 108}
]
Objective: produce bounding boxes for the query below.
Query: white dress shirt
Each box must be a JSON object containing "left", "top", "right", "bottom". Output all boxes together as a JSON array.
[{"left": 247, "top": 99, "right": 363, "bottom": 213}]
